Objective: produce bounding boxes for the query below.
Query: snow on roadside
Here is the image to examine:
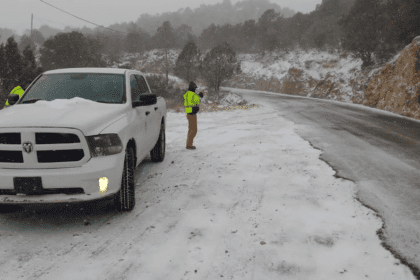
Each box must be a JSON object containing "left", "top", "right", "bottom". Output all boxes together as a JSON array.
[
  {"left": 218, "top": 92, "right": 245, "bottom": 106},
  {"left": 1, "top": 101, "right": 414, "bottom": 280},
  {"left": 161, "top": 105, "right": 415, "bottom": 280}
]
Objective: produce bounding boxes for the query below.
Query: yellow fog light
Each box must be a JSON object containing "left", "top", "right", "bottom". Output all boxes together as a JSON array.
[{"left": 99, "top": 177, "right": 109, "bottom": 193}]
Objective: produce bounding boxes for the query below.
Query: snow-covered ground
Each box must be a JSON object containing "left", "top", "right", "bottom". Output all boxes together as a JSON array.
[{"left": 0, "top": 104, "right": 415, "bottom": 279}]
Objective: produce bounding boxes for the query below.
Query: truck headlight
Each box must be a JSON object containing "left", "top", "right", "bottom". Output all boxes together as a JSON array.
[
  {"left": 86, "top": 134, "right": 123, "bottom": 157},
  {"left": 99, "top": 177, "right": 109, "bottom": 193}
]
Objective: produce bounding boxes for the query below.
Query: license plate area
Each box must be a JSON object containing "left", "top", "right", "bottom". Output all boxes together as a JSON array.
[{"left": 14, "top": 177, "right": 43, "bottom": 194}]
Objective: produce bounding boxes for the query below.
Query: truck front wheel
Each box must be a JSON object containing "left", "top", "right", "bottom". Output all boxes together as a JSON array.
[
  {"left": 151, "top": 121, "right": 165, "bottom": 162},
  {"left": 114, "top": 146, "right": 135, "bottom": 211}
]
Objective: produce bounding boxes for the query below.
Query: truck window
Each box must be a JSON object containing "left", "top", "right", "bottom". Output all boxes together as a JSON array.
[
  {"left": 19, "top": 73, "right": 126, "bottom": 104},
  {"left": 130, "top": 75, "right": 143, "bottom": 102},
  {"left": 135, "top": 75, "right": 150, "bottom": 94}
]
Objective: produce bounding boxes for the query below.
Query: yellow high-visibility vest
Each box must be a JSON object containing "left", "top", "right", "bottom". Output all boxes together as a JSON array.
[
  {"left": 183, "top": 90, "right": 201, "bottom": 113},
  {"left": 5, "top": 86, "right": 25, "bottom": 106}
]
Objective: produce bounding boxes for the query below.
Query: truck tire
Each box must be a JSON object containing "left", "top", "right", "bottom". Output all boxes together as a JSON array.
[
  {"left": 114, "top": 146, "right": 135, "bottom": 211},
  {"left": 150, "top": 121, "right": 165, "bottom": 162}
]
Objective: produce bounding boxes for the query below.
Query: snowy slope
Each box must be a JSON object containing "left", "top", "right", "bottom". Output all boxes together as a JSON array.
[{"left": 230, "top": 48, "right": 364, "bottom": 103}]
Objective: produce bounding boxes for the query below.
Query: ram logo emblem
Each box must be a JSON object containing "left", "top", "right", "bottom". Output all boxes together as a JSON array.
[{"left": 22, "top": 141, "right": 33, "bottom": 154}]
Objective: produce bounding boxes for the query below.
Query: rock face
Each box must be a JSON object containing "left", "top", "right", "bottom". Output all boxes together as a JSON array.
[
  {"left": 364, "top": 36, "right": 420, "bottom": 119},
  {"left": 309, "top": 72, "right": 345, "bottom": 101}
]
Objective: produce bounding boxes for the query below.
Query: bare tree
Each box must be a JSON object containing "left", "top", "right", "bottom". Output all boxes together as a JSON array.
[
  {"left": 155, "top": 21, "right": 176, "bottom": 88},
  {"left": 201, "top": 41, "right": 240, "bottom": 92}
]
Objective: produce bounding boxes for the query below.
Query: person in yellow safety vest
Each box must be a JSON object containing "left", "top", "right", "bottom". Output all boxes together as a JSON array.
[
  {"left": 183, "top": 81, "right": 204, "bottom": 150},
  {"left": 5, "top": 86, "right": 25, "bottom": 107}
]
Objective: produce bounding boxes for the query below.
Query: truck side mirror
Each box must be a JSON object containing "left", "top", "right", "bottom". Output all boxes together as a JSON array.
[
  {"left": 7, "top": 94, "right": 20, "bottom": 105},
  {"left": 132, "top": 94, "right": 157, "bottom": 107}
]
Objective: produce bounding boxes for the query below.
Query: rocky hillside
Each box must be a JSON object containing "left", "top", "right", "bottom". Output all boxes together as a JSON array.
[
  {"left": 363, "top": 37, "right": 420, "bottom": 119},
  {"left": 227, "top": 49, "right": 373, "bottom": 105}
]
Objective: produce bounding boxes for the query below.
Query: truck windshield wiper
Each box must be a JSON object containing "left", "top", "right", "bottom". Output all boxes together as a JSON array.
[
  {"left": 96, "top": 100, "right": 115, "bottom": 104},
  {"left": 21, "top": 98, "right": 42, "bottom": 104}
]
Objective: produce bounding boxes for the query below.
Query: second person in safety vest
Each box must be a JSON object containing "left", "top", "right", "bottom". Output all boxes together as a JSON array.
[
  {"left": 4, "top": 86, "right": 25, "bottom": 108},
  {"left": 183, "top": 81, "right": 204, "bottom": 150}
]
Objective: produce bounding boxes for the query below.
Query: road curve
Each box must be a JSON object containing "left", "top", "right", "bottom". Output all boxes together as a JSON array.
[{"left": 232, "top": 88, "right": 420, "bottom": 277}]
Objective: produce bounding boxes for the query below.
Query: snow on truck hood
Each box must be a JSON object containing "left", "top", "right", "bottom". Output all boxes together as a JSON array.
[{"left": 0, "top": 98, "right": 128, "bottom": 135}]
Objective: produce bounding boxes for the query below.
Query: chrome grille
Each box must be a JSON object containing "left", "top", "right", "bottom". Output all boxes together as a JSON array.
[
  {"left": 36, "top": 133, "right": 80, "bottom": 144},
  {"left": 0, "top": 128, "right": 90, "bottom": 169},
  {"left": 37, "top": 149, "right": 84, "bottom": 163},
  {"left": 0, "top": 133, "right": 21, "bottom": 144},
  {"left": 0, "top": 151, "right": 23, "bottom": 163}
]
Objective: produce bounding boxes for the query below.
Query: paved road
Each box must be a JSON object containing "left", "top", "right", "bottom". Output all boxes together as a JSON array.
[{"left": 233, "top": 88, "right": 420, "bottom": 276}]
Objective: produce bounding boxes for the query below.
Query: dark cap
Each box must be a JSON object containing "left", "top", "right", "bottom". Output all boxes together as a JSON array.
[{"left": 188, "top": 81, "right": 197, "bottom": 91}]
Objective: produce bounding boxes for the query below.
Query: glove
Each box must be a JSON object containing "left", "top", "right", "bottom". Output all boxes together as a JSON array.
[{"left": 198, "top": 92, "right": 204, "bottom": 98}]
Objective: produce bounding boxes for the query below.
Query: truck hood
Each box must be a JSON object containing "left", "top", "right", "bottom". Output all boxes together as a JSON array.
[{"left": 0, "top": 98, "right": 128, "bottom": 135}]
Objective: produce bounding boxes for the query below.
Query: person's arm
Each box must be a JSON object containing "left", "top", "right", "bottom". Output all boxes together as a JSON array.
[{"left": 193, "top": 93, "right": 201, "bottom": 105}]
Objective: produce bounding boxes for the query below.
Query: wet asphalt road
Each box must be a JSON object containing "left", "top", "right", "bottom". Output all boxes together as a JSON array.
[{"left": 235, "top": 89, "right": 420, "bottom": 276}]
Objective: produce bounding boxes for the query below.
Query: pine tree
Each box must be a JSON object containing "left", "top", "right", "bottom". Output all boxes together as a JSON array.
[
  {"left": 0, "top": 43, "right": 6, "bottom": 101},
  {"left": 40, "top": 31, "right": 106, "bottom": 71},
  {"left": 240, "top": 20, "right": 257, "bottom": 52},
  {"left": 174, "top": 24, "right": 194, "bottom": 49},
  {"left": 0, "top": 43, "right": 5, "bottom": 84},
  {"left": 3, "top": 36, "right": 24, "bottom": 92},
  {"left": 31, "top": 29, "right": 45, "bottom": 45},
  {"left": 257, "top": 9, "right": 282, "bottom": 52},
  {"left": 124, "top": 24, "right": 149, "bottom": 54},
  {"left": 198, "top": 24, "right": 218, "bottom": 50},
  {"left": 288, "top": 12, "right": 310, "bottom": 46},
  {"left": 20, "top": 46, "right": 43, "bottom": 88},
  {"left": 393, "top": 0, "right": 420, "bottom": 45},
  {"left": 18, "top": 35, "right": 35, "bottom": 52},
  {"left": 338, "top": 0, "right": 382, "bottom": 68},
  {"left": 372, "top": 0, "right": 401, "bottom": 63},
  {"left": 174, "top": 41, "right": 200, "bottom": 83},
  {"left": 201, "top": 41, "right": 239, "bottom": 92},
  {"left": 155, "top": 21, "right": 176, "bottom": 88}
]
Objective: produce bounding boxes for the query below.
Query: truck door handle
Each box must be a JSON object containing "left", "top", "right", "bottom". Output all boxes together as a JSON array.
[
  {"left": 145, "top": 111, "right": 150, "bottom": 115},
  {"left": 154, "top": 107, "right": 158, "bottom": 111}
]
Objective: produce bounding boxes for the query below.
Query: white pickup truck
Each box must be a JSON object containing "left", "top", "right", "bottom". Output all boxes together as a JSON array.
[{"left": 0, "top": 68, "right": 166, "bottom": 211}]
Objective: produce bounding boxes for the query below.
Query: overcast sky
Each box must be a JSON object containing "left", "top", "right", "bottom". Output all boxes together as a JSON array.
[{"left": 2, "top": 0, "right": 321, "bottom": 35}]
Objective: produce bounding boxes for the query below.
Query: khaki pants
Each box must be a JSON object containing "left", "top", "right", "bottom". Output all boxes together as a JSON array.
[{"left": 186, "top": 113, "right": 197, "bottom": 147}]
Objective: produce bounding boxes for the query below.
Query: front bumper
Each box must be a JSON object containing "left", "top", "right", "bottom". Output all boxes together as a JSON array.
[{"left": 0, "top": 153, "right": 124, "bottom": 205}]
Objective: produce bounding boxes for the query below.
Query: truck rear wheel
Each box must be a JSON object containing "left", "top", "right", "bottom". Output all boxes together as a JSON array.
[
  {"left": 114, "top": 146, "right": 135, "bottom": 211},
  {"left": 151, "top": 121, "right": 165, "bottom": 162}
]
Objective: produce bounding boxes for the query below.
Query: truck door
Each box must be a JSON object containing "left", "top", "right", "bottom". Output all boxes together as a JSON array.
[
  {"left": 135, "top": 75, "right": 159, "bottom": 151},
  {"left": 130, "top": 74, "right": 149, "bottom": 163}
]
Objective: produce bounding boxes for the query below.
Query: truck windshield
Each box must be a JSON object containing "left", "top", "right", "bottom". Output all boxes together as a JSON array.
[{"left": 19, "top": 73, "right": 126, "bottom": 104}]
